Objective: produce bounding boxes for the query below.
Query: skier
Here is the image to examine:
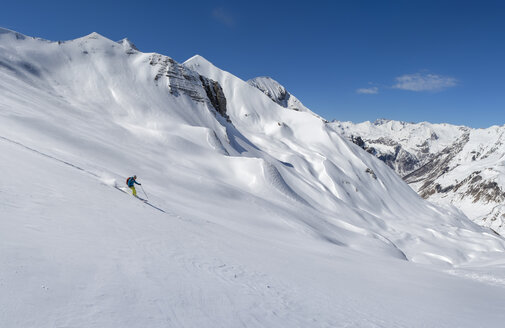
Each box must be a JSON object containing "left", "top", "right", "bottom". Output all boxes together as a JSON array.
[{"left": 126, "top": 175, "right": 141, "bottom": 197}]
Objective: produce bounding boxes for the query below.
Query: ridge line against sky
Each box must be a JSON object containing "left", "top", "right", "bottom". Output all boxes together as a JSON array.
[{"left": 1, "top": 0, "right": 504, "bottom": 128}]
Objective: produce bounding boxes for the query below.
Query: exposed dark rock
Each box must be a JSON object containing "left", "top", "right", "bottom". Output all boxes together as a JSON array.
[
  {"left": 148, "top": 54, "right": 230, "bottom": 123},
  {"left": 396, "top": 149, "right": 419, "bottom": 174},
  {"left": 378, "top": 151, "right": 397, "bottom": 166},
  {"left": 199, "top": 75, "right": 230, "bottom": 122},
  {"left": 150, "top": 54, "right": 207, "bottom": 100},
  {"left": 117, "top": 38, "right": 139, "bottom": 55},
  {"left": 365, "top": 168, "right": 377, "bottom": 179},
  {"left": 404, "top": 133, "right": 470, "bottom": 186},
  {"left": 369, "top": 137, "right": 398, "bottom": 147},
  {"left": 420, "top": 169, "right": 505, "bottom": 204},
  {"left": 366, "top": 147, "right": 377, "bottom": 155},
  {"left": 349, "top": 135, "right": 421, "bottom": 175},
  {"left": 436, "top": 184, "right": 454, "bottom": 193},
  {"left": 469, "top": 181, "right": 504, "bottom": 203},
  {"left": 453, "top": 171, "right": 481, "bottom": 193},
  {"left": 421, "top": 182, "right": 455, "bottom": 198},
  {"left": 351, "top": 135, "right": 365, "bottom": 148},
  {"left": 418, "top": 141, "right": 430, "bottom": 154}
]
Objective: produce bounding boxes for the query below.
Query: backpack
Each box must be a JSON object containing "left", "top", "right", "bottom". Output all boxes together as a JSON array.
[{"left": 126, "top": 177, "right": 132, "bottom": 186}]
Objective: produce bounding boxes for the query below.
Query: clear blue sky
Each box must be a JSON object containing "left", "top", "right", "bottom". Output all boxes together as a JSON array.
[{"left": 2, "top": 0, "right": 504, "bottom": 127}]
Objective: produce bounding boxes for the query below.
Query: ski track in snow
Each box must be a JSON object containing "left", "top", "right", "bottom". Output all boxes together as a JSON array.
[
  {"left": 0, "top": 135, "right": 97, "bottom": 177},
  {"left": 0, "top": 134, "right": 191, "bottom": 220}
]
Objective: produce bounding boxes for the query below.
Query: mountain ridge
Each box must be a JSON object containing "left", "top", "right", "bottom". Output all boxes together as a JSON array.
[{"left": 333, "top": 119, "right": 505, "bottom": 233}]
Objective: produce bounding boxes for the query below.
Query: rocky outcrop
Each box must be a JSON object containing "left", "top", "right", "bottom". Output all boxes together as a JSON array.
[
  {"left": 199, "top": 76, "right": 230, "bottom": 122},
  {"left": 404, "top": 133, "right": 470, "bottom": 186},
  {"left": 150, "top": 54, "right": 205, "bottom": 99},
  {"left": 248, "top": 77, "right": 296, "bottom": 110},
  {"left": 148, "top": 54, "right": 229, "bottom": 122},
  {"left": 248, "top": 76, "right": 328, "bottom": 122},
  {"left": 454, "top": 173, "right": 505, "bottom": 204},
  {"left": 350, "top": 135, "right": 425, "bottom": 177},
  {"left": 365, "top": 168, "right": 377, "bottom": 179},
  {"left": 117, "top": 38, "right": 139, "bottom": 55}
]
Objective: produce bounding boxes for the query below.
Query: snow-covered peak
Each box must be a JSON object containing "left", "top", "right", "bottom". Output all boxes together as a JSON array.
[
  {"left": 66, "top": 31, "right": 121, "bottom": 49},
  {"left": 247, "top": 76, "right": 311, "bottom": 113},
  {"left": 373, "top": 118, "right": 409, "bottom": 126},
  {"left": 117, "top": 38, "right": 139, "bottom": 53},
  {"left": 0, "top": 27, "right": 20, "bottom": 36},
  {"left": 248, "top": 77, "right": 286, "bottom": 102},
  {"left": 81, "top": 31, "right": 108, "bottom": 40},
  {"left": 0, "top": 27, "right": 29, "bottom": 41},
  {"left": 184, "top": 54, "right": 217, "bottom": 70}
]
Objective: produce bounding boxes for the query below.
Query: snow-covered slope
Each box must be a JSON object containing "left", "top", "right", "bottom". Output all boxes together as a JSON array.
[
  {"left": 247, "top": 76, "right": 310, "bottom": 112},
  {"left": 247, "top": 76, "right": 326, "bottom": 121},
  {"left": 332, "top": 119, "right": 505, "bottom": 233},
  {"left": 2, "top": 28, "right": 505, "bottom": 327}
]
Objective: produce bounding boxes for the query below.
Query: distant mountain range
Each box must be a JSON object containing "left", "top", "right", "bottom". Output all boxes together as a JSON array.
[{"left": 329, "top": 119, "right": 505, "bottom": 234}]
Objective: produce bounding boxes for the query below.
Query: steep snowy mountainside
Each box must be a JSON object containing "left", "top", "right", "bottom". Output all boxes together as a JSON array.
[
  {"left": 331, "top": 119, "right": 505, "bottom": 233},
  {"left": 247, "top": 76, "right": 326, "bottom": 121},
  {"left": 247, "top": 76, "right": 310, "bottom": 112},
  {"left": 2, "top": 27, "right": 505, "bottom": 327},
  {"left": 184, "top": 54, "right": 505, "bottom": 263}
]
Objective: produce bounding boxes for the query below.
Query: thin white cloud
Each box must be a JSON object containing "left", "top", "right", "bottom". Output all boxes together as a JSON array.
[
  {"left": 393, "top": 73, "right": 457, "bottom": 92},
  {"left": 356, "top": 86, "right": 379, "bottom": 94},
  {"left": 212, "top": 8, "right": 235, "bottom": 27}
]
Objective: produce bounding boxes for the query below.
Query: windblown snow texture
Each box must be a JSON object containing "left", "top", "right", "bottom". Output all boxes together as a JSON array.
[{"left": 1, "top": 28, "right": 505, "bottom": 327}]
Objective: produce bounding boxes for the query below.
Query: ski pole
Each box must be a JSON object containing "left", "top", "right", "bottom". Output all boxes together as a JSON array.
[{"left": 141, "top": 185, "right": 149, "bottom": 200}]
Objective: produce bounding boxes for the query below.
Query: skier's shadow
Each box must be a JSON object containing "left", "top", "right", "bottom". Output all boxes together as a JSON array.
[
  {"left": 144, "top": 202, "right": 166, "bottom": 213},
  {"left": 115, "top": 186, "right": 166, "bottom": 213}
]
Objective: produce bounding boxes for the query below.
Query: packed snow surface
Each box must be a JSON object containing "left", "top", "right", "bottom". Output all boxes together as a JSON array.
[{"left": 2, "top": 28, "right": 505, "bottom": 327}]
